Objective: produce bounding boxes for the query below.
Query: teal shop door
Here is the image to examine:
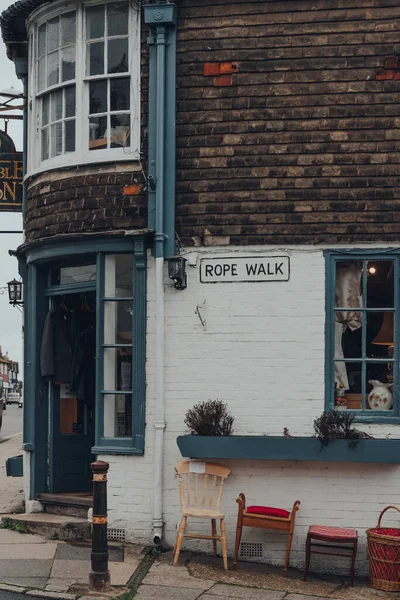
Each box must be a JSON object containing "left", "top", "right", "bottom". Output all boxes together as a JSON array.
[{"left": 49, "top": 292, "right": 96, "bottom": 493}]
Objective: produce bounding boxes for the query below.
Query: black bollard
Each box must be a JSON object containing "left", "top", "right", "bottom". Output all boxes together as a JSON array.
[{"left": 89, "top": 460, "right": 110, "bottom": 591}]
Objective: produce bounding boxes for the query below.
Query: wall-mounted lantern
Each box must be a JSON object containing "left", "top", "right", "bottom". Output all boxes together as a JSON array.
[
  {"left": 7, "top": 279, "right": 23, "bottom": 306},
  {"left": 168, "top": 257, "right": 187, "bottom": 290}
]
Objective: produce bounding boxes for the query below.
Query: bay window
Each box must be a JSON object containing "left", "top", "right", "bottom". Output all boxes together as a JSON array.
[{"left": 28, "top": 0, "right": 140, "bottom": 172}]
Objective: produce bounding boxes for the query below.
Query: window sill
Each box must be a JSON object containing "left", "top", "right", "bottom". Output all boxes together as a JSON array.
[
  {"left": 92, "top": 445, "right": 143, "bottom": 455},
  {"left": 177, "top": 435, "right": 400, "bottom": 463}
]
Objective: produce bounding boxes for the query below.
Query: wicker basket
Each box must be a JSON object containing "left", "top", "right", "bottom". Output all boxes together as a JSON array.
[{"left": 367, "top": 506, "right": 400, "bottom": 591}]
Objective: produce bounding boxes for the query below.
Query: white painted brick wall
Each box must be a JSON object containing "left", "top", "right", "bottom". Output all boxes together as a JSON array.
[{"left": 105, "top": 245, "right": 400, "bottom": 576}]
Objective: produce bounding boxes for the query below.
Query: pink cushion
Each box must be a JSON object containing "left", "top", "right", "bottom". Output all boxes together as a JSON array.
[
  {"left": 246, "top": 505, "right": 290, "bottom": 518},
  {"left": 309, "top": 525, "right": 357, "bottom": 539}
]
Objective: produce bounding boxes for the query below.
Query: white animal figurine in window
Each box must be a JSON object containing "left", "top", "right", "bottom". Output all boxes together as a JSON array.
[{"left": 367, "top": 380, "right": 393, "bottom": 410}]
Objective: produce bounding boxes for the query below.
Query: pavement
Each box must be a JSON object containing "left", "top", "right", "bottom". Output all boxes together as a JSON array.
[{"left": 0, "top": 434, "right": 398, "bottom": 600}]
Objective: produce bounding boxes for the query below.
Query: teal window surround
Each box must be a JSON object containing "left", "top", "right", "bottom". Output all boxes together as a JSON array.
[
  {"left": 22, "top": 234, "right": 147, "bottom": 459},
  {"left": 325, "top": 249, "right": 400, "bottom": 424}
]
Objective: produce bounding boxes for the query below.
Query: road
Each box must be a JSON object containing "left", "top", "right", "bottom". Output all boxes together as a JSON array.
[
  {"left": 0, "top": 405, "right": 22, "bottom": 439},
  {"left": 0, "top": 591, "right": 25, "bottom": 600}
]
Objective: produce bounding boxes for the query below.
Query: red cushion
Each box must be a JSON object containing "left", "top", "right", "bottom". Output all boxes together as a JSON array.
[{"left": 246, "top": 505, "right": 290, "bottom": 518}]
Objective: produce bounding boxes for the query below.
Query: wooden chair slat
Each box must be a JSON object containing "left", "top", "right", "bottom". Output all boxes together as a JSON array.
[{"left": 201, "top": 474, "right": 208, "bottom": 507}]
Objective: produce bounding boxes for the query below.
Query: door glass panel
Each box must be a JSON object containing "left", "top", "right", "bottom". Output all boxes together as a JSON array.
[
  {"left": 103, "top": 393, "right": 132, "bottom": 437},
  {"left": 104, "top": 254, "right": 133, "bottom": 297},
  {"left": 107, "top": 2, "right": 129, "bottom": 36},
  {"left": 104, "top": 301, "right": 132, "bottom": 344},
  {"left": 108, "top": 38, "right": 128, "bottom": 73},
  {"left": 103, "top": 347, "right": 132, "bottom": 391}
]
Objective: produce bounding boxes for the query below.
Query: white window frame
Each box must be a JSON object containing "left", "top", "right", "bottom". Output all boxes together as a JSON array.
[{"left": 27, "top": 0, "right": 140, "bottom": 176}]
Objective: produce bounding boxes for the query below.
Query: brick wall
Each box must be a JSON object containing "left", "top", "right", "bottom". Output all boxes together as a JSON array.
[
  {"left": 24, "top": 164, "right": 147, "bottom": 241},
  {"left": 175, "top": 0, "right": 400, "bottom": 246},
  {"left": 104, "top": 246, "right": 400, "bottom": 575}
]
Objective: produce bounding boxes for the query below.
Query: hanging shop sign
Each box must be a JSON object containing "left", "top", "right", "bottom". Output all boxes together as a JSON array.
[
  {"left": 0, "top": 130, "right": 23, "bottom": 212},
  {"left": 200, "top": 256, "right": 290, "bottom": 283}
]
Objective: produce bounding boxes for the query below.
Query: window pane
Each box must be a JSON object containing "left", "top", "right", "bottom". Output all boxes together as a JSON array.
[
  {"left": 368, "top": 311, "right": 394, "bottom": 358},
  {"left": 89, "top": 117, "right": 108, "bottom": 150},
  {"left": 104, "top": 302, "right": 132, "bottom": 344},
  {"left": 48, "top": 17, "right": 60, "bottom": 52},
  {"left": 54, "top": 264, "right": 96, "bottom": 285},
  {"left": 86, "top": 5, "right": 105, "bottom": 39},
  {"left": 61, "top": 46, "right": 76, "bottom": 81},
  {"left": 89, "top": 80, "right": 107, "bottom": 114},
  {"left": 107, "top": 2, "right": 129, "bottom": 36},
  {"left": 367, "top": 260, "right": 394, "bottom": 308},
  {"left": 38, "top": 57, "right": 46, "bottom": 91},
  {"left": 111, "top": 114, "right": 130, "bottom": 147},
  {"left": 38, "top": 24, "right": 46, "bottom": 56},
  {"left": 65, "top": 86, "right": 75, "bottom": 117},
  {"left": 51, "top": 122, "right": 62, "bottom": 156},
  {"left": 87, "top": 42, "right": 104, "bottom": 76},
  {"left": 47, "top": 50, "right": 59, "bottom": 87},
  {"left": 103, "top": 348, "right": 132, "bottom": 391},
  {"left": 103, "top": 393, "right": 132, "bottom": 438},
  {"left": 110, "top": 78, "right": 130, "bottom": 111},
  {"left": 65, "top": 120, "right": 75, "bottom": 152},
  {"left": 334, "top": 362, "right": 362, "bottom": 409},
  {"left": 367, "top": 370, "right": 393, "bottom": 410},
  {"left": 335, "top": 313, "right": 362, "bottom": 359},
  {"left": 61, "top": 12, "right": 76, "bottom": 46},
  {"left": 41, "top": 128, "right": 49, "bottom": 161},
  {"left": 51, "top": 90, "right": 62, "bottom": 121},
  {"left": 42, "top": 95, "right": 50, "bottom": 126},
  {"left": 108, "top": 38, "right": 128, "bottom": 74},
  {"left": 104, "top": 254, "right": 133, "bottom": 297},
  {"left": 335, "top": 261, "right": 363, "bottom": 309}
]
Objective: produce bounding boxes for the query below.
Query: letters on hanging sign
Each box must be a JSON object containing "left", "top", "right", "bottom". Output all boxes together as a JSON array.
[
  {"left": 200, "top": 256, "right": 290, "bottom": 283},
  {"left": 0, "top": 130, "right": 23, "bottom": 212}
]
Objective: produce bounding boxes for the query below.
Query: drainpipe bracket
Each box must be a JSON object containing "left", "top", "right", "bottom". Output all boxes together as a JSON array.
[{"left": 155, "top": 420, "right": 166, "bottom": 430}]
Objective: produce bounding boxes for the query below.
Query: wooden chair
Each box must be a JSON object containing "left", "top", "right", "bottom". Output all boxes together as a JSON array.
[
  {"left": 234, "top": 493, "right": 300, "bottom": 574},
  {"left": 174, "top": 461, "right": 232, "bottom": 569}
]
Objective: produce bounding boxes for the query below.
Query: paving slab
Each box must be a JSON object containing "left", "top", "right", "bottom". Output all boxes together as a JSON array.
[
  {"left": 26, "top": 590, "right": 76, "bottom": 599},
  {"left": 135, "top": 585, "right": 204, "bottom": 600},
  {"left": 45, "top": 579, "right": 71, "bottom": 593},
  {"left": 0, "top": 542, "right": 57, "bottom": 559},
  {"left": 109, "top": 560, "right": 139, "bottom": 585},
  {"left": 142, "top": 562, "right": 215, "bottom": 590},
  {"left": 50, "top": 558, "right": 91, "bottom": 583},
  {"left": 205, "top": 584, "right": 286, "bottom": 599},
  {"left": 1, "top": 577, "right": 48, "bottom": 588},
  {"left": 55, "top": 543, "right": 123, "bottom": 562},
  {"left": 0, "top": 559, "right": 53, "bottom": 579},
  {"left": 0, "top": 529, "right": 47, "bottom": 544}
]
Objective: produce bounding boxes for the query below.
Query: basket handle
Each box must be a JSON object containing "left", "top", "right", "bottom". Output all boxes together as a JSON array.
[{"left": 377, "top": 506, "right": 400, "bottom": 528}]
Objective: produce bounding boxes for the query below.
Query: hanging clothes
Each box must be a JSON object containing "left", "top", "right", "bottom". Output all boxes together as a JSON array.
[{"left": 40, "top": 309, "right": 73, "bottom": 383}]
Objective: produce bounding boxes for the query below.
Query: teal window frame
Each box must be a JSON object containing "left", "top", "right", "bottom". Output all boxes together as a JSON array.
[{"left": 325, "top": 250, "right": 400, "bottom": 423}]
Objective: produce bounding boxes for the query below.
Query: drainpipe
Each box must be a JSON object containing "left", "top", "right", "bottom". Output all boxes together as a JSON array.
[{"left": 144, "top": 4, "right": 178, "bottom": 545}]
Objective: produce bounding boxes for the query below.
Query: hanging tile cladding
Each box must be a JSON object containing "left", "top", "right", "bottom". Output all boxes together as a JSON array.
[
  {"left": 175, "top": 0, "right": 400, "bottom": 246},
  {"left": 24, "top": 31, "right": 149, "bottom": 243}
]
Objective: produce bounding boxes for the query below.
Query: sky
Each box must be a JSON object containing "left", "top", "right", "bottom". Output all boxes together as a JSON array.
[{"left": 0, "top": 0, "right": 25, "bottom": 374}]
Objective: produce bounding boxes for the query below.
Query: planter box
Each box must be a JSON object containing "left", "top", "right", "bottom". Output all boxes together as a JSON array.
[{"left": 176, "top": 435, "right": 400, "bottom": 463}]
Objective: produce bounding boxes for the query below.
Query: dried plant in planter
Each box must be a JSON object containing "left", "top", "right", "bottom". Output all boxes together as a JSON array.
[
  {"left": 313, "top": 410, "right": 373, "bottom": 447},
  {"left": 184, "top": 399, "right": 234, "bottom": 436}
]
